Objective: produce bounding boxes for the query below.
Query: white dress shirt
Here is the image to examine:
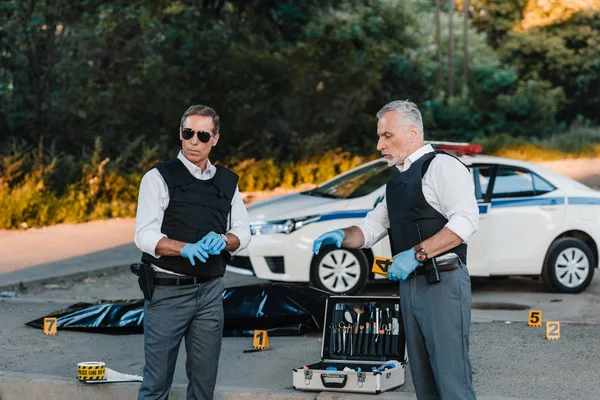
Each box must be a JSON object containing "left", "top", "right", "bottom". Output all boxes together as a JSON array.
[
  {"left": 357, "top": 144, "right": 479, "bottom": 258},
  {"left": 134, "top": 151, "right": 250, "bottom": 275}
]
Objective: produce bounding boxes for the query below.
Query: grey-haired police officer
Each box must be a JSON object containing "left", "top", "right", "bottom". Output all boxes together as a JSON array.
[{"left": 313, "top": 100, "right": 478, "bottom": 400}]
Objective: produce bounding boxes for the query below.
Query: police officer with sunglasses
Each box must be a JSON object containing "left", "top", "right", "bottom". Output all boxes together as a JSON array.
[{"left": 134, "top": 104, "right": 250, "bottom": 400}]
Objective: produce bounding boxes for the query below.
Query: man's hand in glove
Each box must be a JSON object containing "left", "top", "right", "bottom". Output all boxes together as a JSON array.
[
  {"left": 199, "top": 232, "right": 227, "bottom": 255},
  {"left": 181, "top": 242, "right": 210, "bottom": 266},
  {"left": 312, "top": 229, "right": 345, "bottom": 255},
  {"left": 387, "top": 249, "right": 420, "bottom": 281}
]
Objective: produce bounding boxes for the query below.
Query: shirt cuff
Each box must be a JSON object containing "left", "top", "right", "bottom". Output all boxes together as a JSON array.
[
  {"left": 140, "top": 231, "right": 167, "bottom": 258},
  {"left": 355, "top": 223, "right": 372, "bottom": 249},
  {"left": 445, "top": 215, "right": 476, "bottom": 242},
  {"left": 226, "top": 229, "right": 249, "bottom": 257}
]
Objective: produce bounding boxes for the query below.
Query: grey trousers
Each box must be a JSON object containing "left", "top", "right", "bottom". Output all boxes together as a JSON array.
[
  {"left": 138, "top": 277, "right": 225, "bottom": 400},
  {"left": 399, "top": 265, "right": 476, "bottom": 400}
]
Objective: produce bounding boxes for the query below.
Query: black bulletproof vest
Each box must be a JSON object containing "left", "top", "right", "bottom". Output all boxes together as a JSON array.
[
  {"left": 141, "top": 159, "right": 239, "bottom": 277},
  {"left": 386, "top": 150, "right": 467, "bottom": 264}
]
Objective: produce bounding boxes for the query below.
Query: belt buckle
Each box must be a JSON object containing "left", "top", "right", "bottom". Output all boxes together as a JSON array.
[{"left": 192, "top": 276, "right": 198, "bottom": 285}]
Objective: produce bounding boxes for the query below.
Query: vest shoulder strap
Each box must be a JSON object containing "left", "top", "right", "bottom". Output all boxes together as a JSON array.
[
  {"left": 421, "top": 150, "right": 468, "bottom": 178},
  {"left": 420, "top": 151, "right": 437, "bottom": 178},
  {"left": 213, "top": 165, "right": 239, "bottom": 201},
  {"left": 155, "top": 159, "right": 195, "bottom": 188}
]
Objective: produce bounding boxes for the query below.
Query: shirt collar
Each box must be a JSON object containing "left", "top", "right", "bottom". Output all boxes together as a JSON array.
[
  {"left": 177, "top": 151, "right": 215, "bottom": 175},
  {"left": 397, "top": 144, "right": 434, "bottom": 172}
]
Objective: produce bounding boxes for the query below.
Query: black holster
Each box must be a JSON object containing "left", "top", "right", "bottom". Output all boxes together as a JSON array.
[
  {"left": 424, "top": 258, "right": 441, "bottom": 284},
  {"left": 130, "top": 262, "right": 155, "bottom": 300}
]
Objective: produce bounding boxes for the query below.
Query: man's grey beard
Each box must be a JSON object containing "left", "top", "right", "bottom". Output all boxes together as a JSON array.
[{"left": 385, "top": 154, "right": 406, "bottom": 167}]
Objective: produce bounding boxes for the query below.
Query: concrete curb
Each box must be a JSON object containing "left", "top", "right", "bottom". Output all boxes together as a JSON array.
[
  {"left": 0, "top": 371, "right": 542, "bottom": 400},
  {"left": 0, "top": 264, "right": 130, "bottom": 292},
  {"left": 0, "top": 372, "right": 344, "bottom": 400}
]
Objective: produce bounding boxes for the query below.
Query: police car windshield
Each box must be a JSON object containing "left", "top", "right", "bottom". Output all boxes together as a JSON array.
[{"left": 304, "top": 161, "right": 397, "bottom": 199}]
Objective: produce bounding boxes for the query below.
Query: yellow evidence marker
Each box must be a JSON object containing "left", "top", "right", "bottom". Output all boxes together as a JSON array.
[
  {"left": 545, "top": 321, "right": 560, "bottom": 340},
  {"left": 253, "top": 330, "right": 269, "bottom": 350},
  {"left": 44, "top": 317, "right": 57, "bottom": 335},
  {"left": 528, "top": 310, "right": 542, "bottom": 327},
  {"left": 372, "top": 257, "right": 393, "bottom": 278}
]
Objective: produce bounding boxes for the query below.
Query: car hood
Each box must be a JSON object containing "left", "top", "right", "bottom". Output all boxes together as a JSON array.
[{"left": 247, "top": 192, "right": 350, "bottom": 221}]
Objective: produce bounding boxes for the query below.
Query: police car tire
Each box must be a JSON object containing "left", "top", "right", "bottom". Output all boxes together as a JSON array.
[
  {"left": 310, "top": 246, "right": 369, "bottom": 295},
  {"left": 542, "top": 238, "right": 595, "bottom": 294}
]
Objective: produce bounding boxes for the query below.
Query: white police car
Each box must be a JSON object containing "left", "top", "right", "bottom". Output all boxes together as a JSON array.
[{"left": 228, "top": 143, "right": 600, "bottom": 295}]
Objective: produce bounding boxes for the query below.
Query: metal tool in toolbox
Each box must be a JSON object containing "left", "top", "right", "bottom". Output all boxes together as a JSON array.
[{"left": 293, "top": 296, "right": 406, "bottom": 394}]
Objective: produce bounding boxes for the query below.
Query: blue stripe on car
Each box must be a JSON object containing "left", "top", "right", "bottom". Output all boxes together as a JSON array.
[
  {"left": 318, "top": 210, "right": 370, "bottom": 221},
  {"left": 316, "top": 197, "right": 600, "bottom": 221},
  {"left": 569, "top": 197, "right": 600, "bottom": 205},
  {"left": 491, "top": 197, "right": 565, "bottom": 208}
]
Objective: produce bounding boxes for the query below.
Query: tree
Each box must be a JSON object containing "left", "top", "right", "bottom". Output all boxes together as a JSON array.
[
  {"left": 435, "top": 0, "right": 442, "bottom": 91},
  {"left": 448, "top": 0, "right": 455, "bottom": 97},
  {"left": 469, "top": 0, "right": 526, "bottom": 48},
  {"left": 463, "top": 0, "right": 469, "bottom": 94},
  {"left": 499, "top": 11, "right": 600, "bottom": 123},
  {"left": 413, "top": 6, "right": 565, "bottom": 140}
]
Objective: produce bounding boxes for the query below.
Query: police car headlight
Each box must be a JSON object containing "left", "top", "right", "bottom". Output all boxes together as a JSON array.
[{"left": 250, "top": 216, "right": 320, "bottom": 235}]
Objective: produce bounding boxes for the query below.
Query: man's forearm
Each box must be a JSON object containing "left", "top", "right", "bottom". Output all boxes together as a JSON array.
[
  {"left": 155, "top": 237, "right": 187, "bottom": 257},
  {"left": 155, "top": 233, "right": 240, "bottom": 257},
  {"left": 417, "top": 227, "right": 462, "bottom": 259},
  {"left": 341, "top": 226, "right": 366, "bottom": 249}
]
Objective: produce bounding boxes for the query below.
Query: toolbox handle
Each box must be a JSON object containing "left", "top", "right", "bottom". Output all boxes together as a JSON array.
[{"left": 320, "top": 373, "right": 348, "bottom": 389}]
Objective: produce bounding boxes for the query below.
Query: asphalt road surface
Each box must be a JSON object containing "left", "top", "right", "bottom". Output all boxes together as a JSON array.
[{"left": 2, "top": 271, "right": 600, "bottom": 400}]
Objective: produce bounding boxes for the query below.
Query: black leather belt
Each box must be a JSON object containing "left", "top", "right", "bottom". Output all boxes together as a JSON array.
[
  {"left": 154, "top": 274, "right": 217, "bottom": 286},
  {"left": 409, "top": 258, "right": 462, "bottom": 278}
]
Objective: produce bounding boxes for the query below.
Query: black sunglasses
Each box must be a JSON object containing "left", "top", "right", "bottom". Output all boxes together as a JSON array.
[{"left": 181, "top": 128, "right": 215, "bottom": 143}]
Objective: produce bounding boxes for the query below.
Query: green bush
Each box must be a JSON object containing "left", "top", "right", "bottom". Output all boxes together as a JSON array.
[
  {"left": 2, "top": 130, "right": 600, "bottom": 230},
  {"left": 229, "top": 149, "right": 370, "bottom": 192},
  {"left": 475, "top": 125, "right": 600, "bottom": 161},
  {"left": 0, "top": 137, "right": 158, "bottom": 229},
  {"left": 0, "top": 142, "right": 371, "bottom": 229}
]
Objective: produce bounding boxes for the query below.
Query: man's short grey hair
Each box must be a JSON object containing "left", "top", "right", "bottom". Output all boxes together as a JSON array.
[
  {"left": 180, "top": 104, "right": 220, "bottom": 134},
  {"left": 376, "top": 100, "right": 424, "bottom": 139}
]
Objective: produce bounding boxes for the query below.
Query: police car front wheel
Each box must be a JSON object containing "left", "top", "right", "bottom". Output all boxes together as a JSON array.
[{"left": 310, "top": 247, "right": 369, "bottom": 295}]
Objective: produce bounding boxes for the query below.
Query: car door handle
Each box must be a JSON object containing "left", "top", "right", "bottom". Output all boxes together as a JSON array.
[
  {"left": 541, "top": 205, "right": 559, "bottom": 211},
  {"left": 541, "top": 199, "right": 561, "bottom": 210}
]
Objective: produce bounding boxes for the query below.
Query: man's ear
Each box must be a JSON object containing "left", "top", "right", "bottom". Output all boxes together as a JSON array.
[{"left": 408, "top": 125, "right": 420, "bottom": 142}]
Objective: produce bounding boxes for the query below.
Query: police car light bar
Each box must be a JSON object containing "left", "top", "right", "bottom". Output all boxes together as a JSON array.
[{"left": 426, "top": 141, "right": 483, "bottom": 156}]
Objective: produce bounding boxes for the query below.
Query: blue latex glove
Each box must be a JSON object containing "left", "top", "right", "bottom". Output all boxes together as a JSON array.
[
  {"left": 375, "top": 361, "right": 402, "bottom": 372},
  {"left": 199, "top": 231, "right": 226, "bottom": 255},
  {"left": 312, "top": 229, "right": 345, "bottom": 255},
  {"left": 388, "top": 249, "right": 420, "bottom": 281},
  {"left": 181, "top": 242, "right": 209, "bottom": 266}
]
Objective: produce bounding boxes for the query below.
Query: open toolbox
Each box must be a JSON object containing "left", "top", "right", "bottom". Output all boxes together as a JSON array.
[{"left": 293, "top": 296, "right": 406, "bottom": 394}]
